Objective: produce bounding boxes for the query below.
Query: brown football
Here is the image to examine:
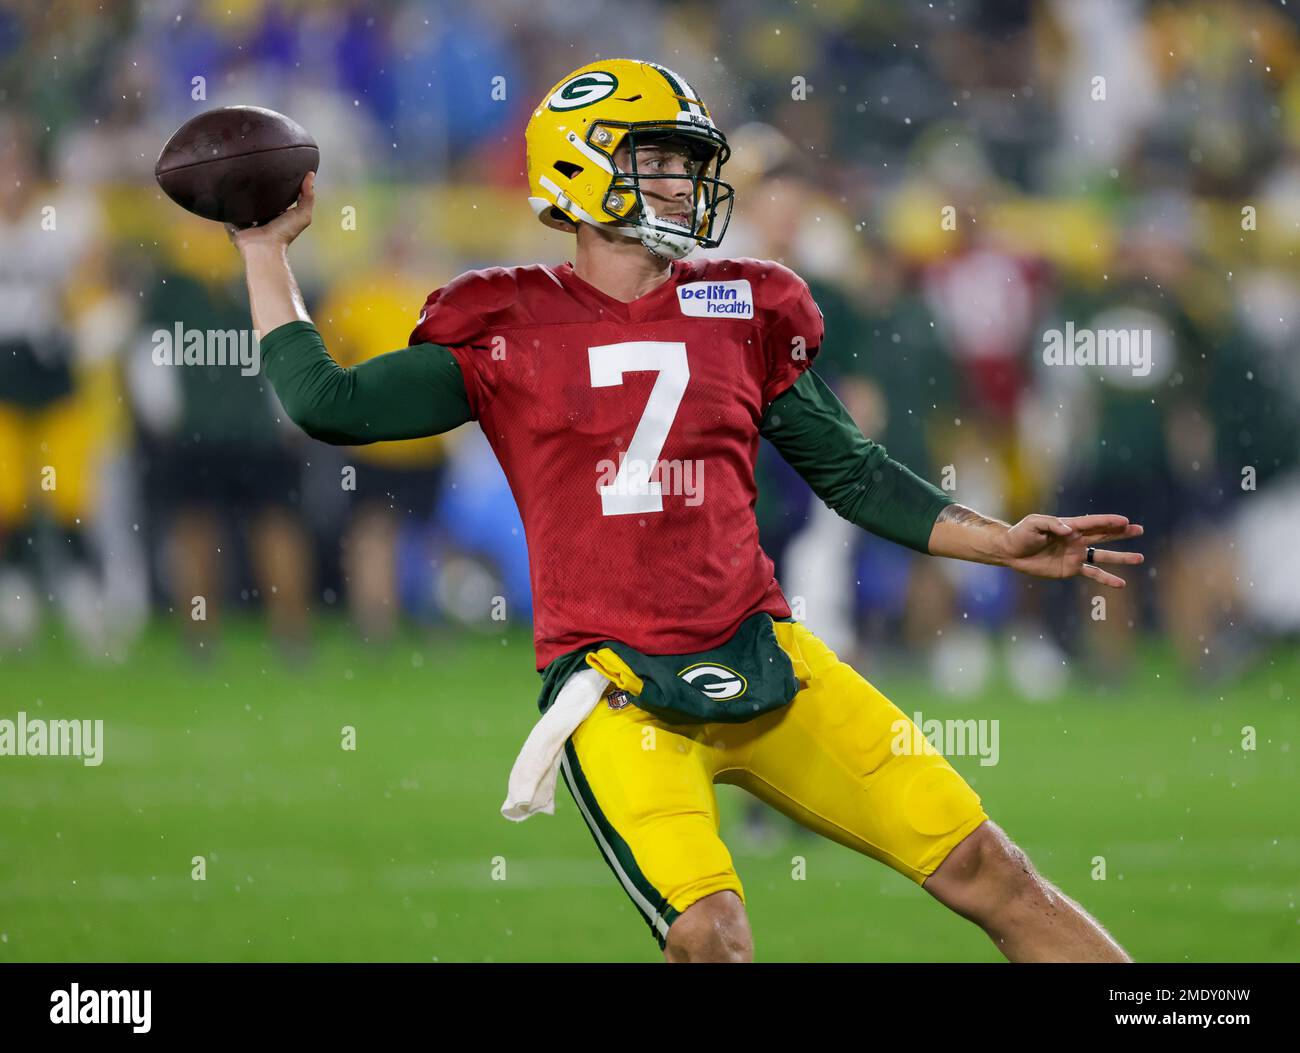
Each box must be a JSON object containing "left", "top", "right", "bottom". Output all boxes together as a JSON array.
[{"left": 155, "top": 105, "right": 319, "bottom": 227}]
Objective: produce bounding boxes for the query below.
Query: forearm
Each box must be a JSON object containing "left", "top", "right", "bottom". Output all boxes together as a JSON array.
[
  {"left": 262, "top": 321, "right": 473, "bottom": 444},
  {"left": 761, "top": 370, "right": 953, "bottom": 553},
  {"left": 926, "top": 504, "right": 1012, "bottom": 564},
  {"left": 241, "top": 242, "right": 312, "bottom": 334}
]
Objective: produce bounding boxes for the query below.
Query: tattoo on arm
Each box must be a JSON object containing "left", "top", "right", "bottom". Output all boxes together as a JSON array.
[{"left": 935, "top": 504, "right": 1008, "bottom": 531}]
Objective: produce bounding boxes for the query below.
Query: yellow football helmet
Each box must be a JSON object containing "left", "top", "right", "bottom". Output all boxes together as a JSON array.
[{"left": 525, "top": 59, "right": 734, "bottom": 260}]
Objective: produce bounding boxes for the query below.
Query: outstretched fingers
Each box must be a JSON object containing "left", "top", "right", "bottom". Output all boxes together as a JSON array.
[
  {"left": 1061, "top": 513, "right": 1132, "bottom": 535},
  {"left": 1080, "top": 562, "right": 1128, "bottom": 588},
  {"left": 1087, "top": 548, "right": 1144, "bottom": 566},
  {"left": 1085, "top": 523, "right": 1144, "bottom": 543},
  {"left": 1079, "top": 545, "right": 1145, "bottom": 588},
  {"left": 1024, "top": 514, "right": 1075, "bottom": 537}
]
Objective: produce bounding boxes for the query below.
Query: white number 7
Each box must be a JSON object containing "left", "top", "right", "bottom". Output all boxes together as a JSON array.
[{"left": 588, "top": 340, "right": 689, "bottom": 517}]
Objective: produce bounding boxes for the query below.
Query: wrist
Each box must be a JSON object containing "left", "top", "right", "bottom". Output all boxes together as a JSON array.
[
  {"left": 238, "top": 237, "right": 291, "bottom": 263},
  {"left": 930, "top": 503, "right": 1015, "bottom": 565},
  {"left": 986, "top": 523, "right": 1015, "bottom": 566}
]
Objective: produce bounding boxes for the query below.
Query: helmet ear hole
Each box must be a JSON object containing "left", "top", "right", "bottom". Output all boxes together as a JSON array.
[
  {"left": 553, "top": 160, "right": 583, "bottom": 178},
  {"left": 548, "top": 206, "right": 577, "bottom": 229}
]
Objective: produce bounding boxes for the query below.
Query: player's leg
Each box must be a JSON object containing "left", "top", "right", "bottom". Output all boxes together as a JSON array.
[
  {"left": 159, "top": 444, "right": 226, "bottom": 650},
  {"left": 660, "top": 890, "right": 750, "bottom": 963},
  {"left": 922, "top": 820, "right": 1129, "bottom": 962},
  {"left": 0, "top": 402, "right": 40, "bottom": 650},
  {"left": 168, "top": 503, "right": 223, "bottom": 646},
  {"left": 726, "top": 620, "right": 1129, "bottom": 962},
  {"left": 38, "top": 392, "right": 109, "bottom": 653},
  {"left": 562, "top": 689, "right": 752, "bottom": 962},
  {"left": 243, "top": 451, "right": 312, "bottom": 650},
  {"left": 248, "top": 504, "right": 312, "bottom": 648},
  {"left": 341, "top": 499, "right": 400, "bottom": 642}
]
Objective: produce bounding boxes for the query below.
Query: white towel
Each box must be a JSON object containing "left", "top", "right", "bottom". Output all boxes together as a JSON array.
[{"left": 501, "top": 667, "right": 610, "bottom": 821}]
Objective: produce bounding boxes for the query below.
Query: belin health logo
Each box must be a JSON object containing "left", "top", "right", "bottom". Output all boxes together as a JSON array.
[{"left": 677, "top": 279, "right": 754, "bottom": 318}]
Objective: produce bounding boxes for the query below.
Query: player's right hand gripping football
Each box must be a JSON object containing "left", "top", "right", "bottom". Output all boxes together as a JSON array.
[{"left": 227, "top": 171, "right": 316, "bottom": 254}]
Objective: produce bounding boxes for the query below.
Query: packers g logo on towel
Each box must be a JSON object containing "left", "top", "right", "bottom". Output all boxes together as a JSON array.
[
  {"left": 678, "top": 663, "right": 747, "bottom": 702},
  {"left": 548, "top": 71, "right": 618, "bottom": 111}
]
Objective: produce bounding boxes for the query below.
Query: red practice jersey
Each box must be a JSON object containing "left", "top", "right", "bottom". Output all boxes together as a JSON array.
[{"left": 410, "top": 257, "right": 824, "bottom": 669}]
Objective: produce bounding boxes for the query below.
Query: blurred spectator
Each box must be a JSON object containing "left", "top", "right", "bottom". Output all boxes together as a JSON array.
[
  {"left": 314, "top": 240, "right": 450, "bottom": 645},
  {"left": 126, "top": 227, "right": 312, "bottom": 657},
  {"left": 0, "top": 111, "right": 114, "bottom": 655}
]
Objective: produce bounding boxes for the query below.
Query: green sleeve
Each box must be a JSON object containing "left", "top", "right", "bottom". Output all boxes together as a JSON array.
[
  {"left": 260, "top": 320, "right": 473, "bottom": 444},
  {"left": 759, "top": 369, "right": 953, "bottom": 553}
]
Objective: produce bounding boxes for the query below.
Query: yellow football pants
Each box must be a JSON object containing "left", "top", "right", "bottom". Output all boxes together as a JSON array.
[
  {"left": 0, "top": 394, "right": 102, "bottom": 529},
  {"left": 561, "top": 620, "right": 989, "bottom": 947}
]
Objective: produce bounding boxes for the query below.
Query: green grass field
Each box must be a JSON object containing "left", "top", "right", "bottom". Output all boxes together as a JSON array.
[{"left": 2, "top": 620, "right": 1297, "bottom": 962}]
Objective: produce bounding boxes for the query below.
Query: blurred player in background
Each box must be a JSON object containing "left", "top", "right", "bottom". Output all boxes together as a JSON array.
[
  {"left": 128, "top": 226, "right": 313, "bottom": 658},
  {"left": 0, "top": 110, "right": 112, "bottom": 655},
  {"left": 315, "top": 238, "right": 448, "bottom": 645}
]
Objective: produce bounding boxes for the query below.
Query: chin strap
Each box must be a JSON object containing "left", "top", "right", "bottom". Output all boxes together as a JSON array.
[
  {"left": 533, "top": 191, "right": 697, "bottom": 260},
  {"left": 584, "top": 201, "right": 702, "bottom": 261},
  {"left": 631, "top": 204, "right": 698, "bottom": 260},
  {"left": 546, "top": 187, "right": 703, "bottom": 260}
]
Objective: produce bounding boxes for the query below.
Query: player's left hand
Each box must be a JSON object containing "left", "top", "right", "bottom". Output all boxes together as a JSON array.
[{"left": 1000, "top": 514, "right": 1144, "bottom": 588}]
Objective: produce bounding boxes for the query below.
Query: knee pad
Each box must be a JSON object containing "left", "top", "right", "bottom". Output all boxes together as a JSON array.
[{"left": 903, "top": 764, "right": 983, "bottom": 839}]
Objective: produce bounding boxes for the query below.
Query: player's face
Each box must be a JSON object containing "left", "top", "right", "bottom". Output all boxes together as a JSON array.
[{"left": 613, "top": 140, "right": 702, "bottom": 229}]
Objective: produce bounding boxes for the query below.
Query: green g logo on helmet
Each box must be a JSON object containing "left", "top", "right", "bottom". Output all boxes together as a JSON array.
[{"left": 548, "top": 71, "right": 619, "bottom": 111}]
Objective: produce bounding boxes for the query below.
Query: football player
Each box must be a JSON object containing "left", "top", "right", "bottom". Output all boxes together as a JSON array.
[{"left": 229, "top": 59, "right": 1144, "bottom": 962}]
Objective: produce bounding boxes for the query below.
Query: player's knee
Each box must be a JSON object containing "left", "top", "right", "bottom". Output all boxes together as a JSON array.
[
  {"left": 663, "top": 890, "right": 752, "bottom": 963},
  {"left": 926, "top": 822, "right": 1039, "bottom": 917}
]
